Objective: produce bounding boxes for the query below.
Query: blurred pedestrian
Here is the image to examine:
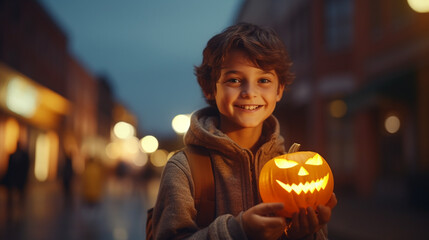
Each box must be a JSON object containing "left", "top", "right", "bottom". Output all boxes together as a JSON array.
[
  {"left": 82, "top": 157, "right": 104, "bottom": 207},
  {"left": 115, "top": 160, "right": 128, "bottom": 179},
  {"left": 61, "top": 152, "right": 74, "bottom": 205},
  {"left": 4, "top": 141, "right": 30, "bottom": 220}
]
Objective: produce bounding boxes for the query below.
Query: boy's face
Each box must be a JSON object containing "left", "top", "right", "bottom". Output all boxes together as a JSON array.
[{"left": 211, "top": 50, "right": 284, "bottom": 131}]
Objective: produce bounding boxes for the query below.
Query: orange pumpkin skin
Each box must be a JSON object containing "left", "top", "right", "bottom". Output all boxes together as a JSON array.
[{"left": 259, "top": 151, "right": 334, "bottom": 218}]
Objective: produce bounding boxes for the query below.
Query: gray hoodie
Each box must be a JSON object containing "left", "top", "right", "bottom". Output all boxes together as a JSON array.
[{"left": 152, "top": 107, "right": 327, "bottom": 239}]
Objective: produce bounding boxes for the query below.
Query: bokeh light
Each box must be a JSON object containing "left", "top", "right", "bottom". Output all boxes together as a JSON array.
[
  {"left": 407, "top": 0, "right": 429, "bottom": 13},
  {"left": 6, "top": 78, "right": 38, "bottom": 118},
  {"left": 105, "top": 136, "right": 145, "bottom": 165},
  {"left": 133, "top": 152, "right": 148, "bottom": 167},
  {"left": 4, "top": 117, "right": 20, "bottom": 154},
  {"left": 105, "top": 142, "right": 121, "bottom": 160},
  {"left": 150, "top": 149, "right": 169, "bottom": 167},
  {"left": 167, "top": 151, "right": 176, "bottom": 161},
  {"left": 113, "top": 121, "right": 135, "bottom": 139},
  {"left": 329, "top": 100, "right": 347, "bottom": 118},
  {"left": 385, "top": 115, "right": 401, "bottom": 134},
  {"left": 35, "top": 133, "right": 50, "bottom": 182},
  {"left": 123, "top": 137, "right": 140, "bottom": 155},
  {"left": 34, "top": 131, "right": 59, "bottom": 182},
  {"left": 140, "top": 135, "right": 158, "bottom": 153},
  {"left": 172, "top": 114, "right": 191, "bottom": 134}
]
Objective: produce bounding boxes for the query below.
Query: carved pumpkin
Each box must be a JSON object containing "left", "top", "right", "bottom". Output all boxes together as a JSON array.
[{"left": 259, "top": 143, "right": 334, "bottom": 218}]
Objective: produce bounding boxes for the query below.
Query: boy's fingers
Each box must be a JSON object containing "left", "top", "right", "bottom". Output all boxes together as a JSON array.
[
  {"left": 291, "top": 212, "right": 300, "bottom": 230},
  {"left": 254, "top": 202, "right": 284, "bottom": 215},
  {"left": 316, "top": 205, "right": 331, "bottom": 224},
  {"left": 326, "top": 193, "right": 337, "bottom": 209},
  {"left": 307, "top": 207, "right": 319, "bottom": 231},
  {"left": 298, "top": 208, "right": 309, "bottom": 234}
]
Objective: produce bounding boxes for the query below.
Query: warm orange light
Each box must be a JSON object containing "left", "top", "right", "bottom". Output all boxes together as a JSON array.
[
  {"left": 385, "top": 115, "right": 400, "bottom": 134},
  {"left": 38, "top": 87, "right": 69, "bottom": 114},
  {"left": 48, "top": 131, "right": 59, "bottom": 180},
  {"left": 150, "top": 149, "right": 168, "bottom": 167},
  {"left": 407, "top": 0, "right": 429, "bottom": 13},
  {"left": 133, "top": 152, "right": 148, "bottom": 167},
  {"left": 274, "top": 158, "right": 298, "bottom": 168},
  {"left": 259, "top": 148, "right": 334, "bottom": 218},
  {"left": 113, "top": 121, "right": 135, "bottom": 139},
  {"left": 305, "top": 154, "right": 323, "bottom": 165},
  {"left": 329, "top": 100, "right": 347, "bottom": 118},
  {"left": 276, "top": 173, "right": 330, "bottom": 194},
  {"left": 297, "top": 166, "right": 309, "bottom": 176},
  {"left": 172, "top": 114, "right": 191, "bottom": 134},
  {"left": 0, "top": 63, "right": 69, "bottom": 129},
  {"left": 140, "top": 135, "right": 158, "bottom": 153},
  {"left": 106, "top": 142, "right": 121, "bottom": 160},
  {"left": 34, "top": 131, "right": 59, "bottom": 182},
  {"left": 123, "top": 137, "right": 139, "bottom": 155},
  {"left": 4, "top": 118, "right": 20, "bottom": 154},
  {"left": 5, "top": 77, "right": 38, "bottom": 117},
  {"left": 35, "top": 133, "right": 50, "bottom": 181}
]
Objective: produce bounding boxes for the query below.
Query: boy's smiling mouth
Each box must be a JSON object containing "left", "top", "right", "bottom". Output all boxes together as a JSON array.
[{"left": 236, "top": 105, "right": 262, "bottom": 110}]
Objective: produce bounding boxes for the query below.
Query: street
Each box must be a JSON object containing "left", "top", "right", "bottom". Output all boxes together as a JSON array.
[
  {"left": 0, "top": 175, "right": 159, "bottom": 240},
  {"left": 1, "top": 175, "right": 428, "bottom": 240}
]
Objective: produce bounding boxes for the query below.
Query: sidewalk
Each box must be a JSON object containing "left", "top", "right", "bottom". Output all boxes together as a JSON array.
[
  {"left": 328, "top": 193, "right": 428, "bottom": 240},
  {"left": 2, "top": 177, "right": 427, "bottom": 240},
  {"left": 0, "top": 176, "right": 157, "bottom": 240}
]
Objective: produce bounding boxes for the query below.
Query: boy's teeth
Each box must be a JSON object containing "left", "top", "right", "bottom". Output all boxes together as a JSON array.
[{"left": 241, "top": 105, "right": 259, "bottom": 110}]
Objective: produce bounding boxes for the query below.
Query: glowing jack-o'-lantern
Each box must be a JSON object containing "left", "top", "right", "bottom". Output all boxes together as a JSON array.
[{"left": 259, "top": 143, "right": 334, "bottom": 218}]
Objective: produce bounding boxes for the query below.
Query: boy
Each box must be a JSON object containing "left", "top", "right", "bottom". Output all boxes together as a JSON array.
[{"left": 152, "top": 23, "right": 337, "bottom": 239}]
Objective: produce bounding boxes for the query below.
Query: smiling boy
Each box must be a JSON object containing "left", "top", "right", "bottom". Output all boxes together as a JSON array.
[
  {"left": 151, "top": 23, "right": 336, "bottom": 240},
  {"left": 211, "top": 49, "right": 284, "bottom": 154}
]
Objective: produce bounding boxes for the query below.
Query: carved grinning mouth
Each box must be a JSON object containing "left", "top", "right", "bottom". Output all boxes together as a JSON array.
[{"left": 276, "top": 173, "right": 330, "bottom": 195}]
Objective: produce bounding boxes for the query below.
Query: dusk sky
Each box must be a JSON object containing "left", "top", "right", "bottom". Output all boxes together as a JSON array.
[{"left": 38, "top": 0, "right": 243, "bottom": 138}]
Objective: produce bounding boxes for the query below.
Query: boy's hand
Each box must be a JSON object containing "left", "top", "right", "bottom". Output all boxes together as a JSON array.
[
  {"left": 286, "top": 193, "right": 337, "bottom": 239},
  {"left": 241, "top": 202, "right": 287, "bottom": 240}
]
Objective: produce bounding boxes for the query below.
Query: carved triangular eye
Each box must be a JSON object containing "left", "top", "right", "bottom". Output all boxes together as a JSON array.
[
  {"left": 298, "top": 167, "right": 309, "bottom": 176},
  {"left": 305, "top": 154, "right": 323, "bottom": 165},
  {"left": 275, "top": 158, "right": 298, "bottom": 169}
]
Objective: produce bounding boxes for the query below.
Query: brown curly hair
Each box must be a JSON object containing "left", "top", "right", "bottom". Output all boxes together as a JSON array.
[{"left": 194, "top": 22, "right": 294, "bottom": 106}]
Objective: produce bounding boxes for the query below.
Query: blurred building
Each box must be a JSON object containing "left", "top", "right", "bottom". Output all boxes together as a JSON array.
[
  {"left": 65, "top": 55, "right": 100, "bottom": 174},
  {"left": 236, "top": 0, "right": 429, "bottom": 205},
  {"left": 97, "top": 76, "right": 116, "bottom": 139},
  {"left": 0, "top": 0, "right": 135, "bottom": 184},
  {"left": 0, "top": 0, "right": 70, "bottom": 181}
]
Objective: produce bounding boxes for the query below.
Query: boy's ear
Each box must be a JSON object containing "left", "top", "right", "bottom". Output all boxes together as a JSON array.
[
  {"left": 204, "top": 91, "right": 215, "bottom": 101},
  {"left": 276, "top": 84, "right": 285, "bottom": 102}
]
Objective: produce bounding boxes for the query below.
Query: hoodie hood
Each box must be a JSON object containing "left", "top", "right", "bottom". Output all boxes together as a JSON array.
[{"left": 184, "top": 107, "right": 285, "bottom": 159}]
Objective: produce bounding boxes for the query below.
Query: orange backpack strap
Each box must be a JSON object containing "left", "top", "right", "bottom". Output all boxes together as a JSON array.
[{"left": 184, "top": 145, "right": 215, "bottom": 228}]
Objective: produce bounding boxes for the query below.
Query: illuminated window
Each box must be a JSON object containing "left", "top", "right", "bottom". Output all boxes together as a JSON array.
[{"left": 6, "top": 78, "right": 39, "bottom": 118}]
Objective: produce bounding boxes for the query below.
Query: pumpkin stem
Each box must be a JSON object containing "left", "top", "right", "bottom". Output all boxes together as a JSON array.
[{"left": 288, "top": 143, "right": 301, "bottom": 153}]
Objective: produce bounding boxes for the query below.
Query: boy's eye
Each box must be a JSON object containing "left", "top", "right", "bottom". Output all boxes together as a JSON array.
[
  {"left": 227, "top": 78, "right": 240, "bottom": 83},
  {"left": 259, "top": 78, "right": 271, "bottom": 83}
]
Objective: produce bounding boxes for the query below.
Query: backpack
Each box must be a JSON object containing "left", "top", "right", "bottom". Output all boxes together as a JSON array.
[{"left": 145, "top": 146, "right": 215, "bottom": 240}]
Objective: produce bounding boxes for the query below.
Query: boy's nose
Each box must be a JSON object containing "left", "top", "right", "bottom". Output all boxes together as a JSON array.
[{"left": 241, "top": 83, "right": 257, "bottom": 98}]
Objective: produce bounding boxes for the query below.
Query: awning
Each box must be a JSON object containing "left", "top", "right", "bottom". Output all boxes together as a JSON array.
[
  {"left": 0, "top": 63, "right": 70, "bottom": 130},
  {"left": 344, "top": 69, "right": 416, "bottom": 114}
]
